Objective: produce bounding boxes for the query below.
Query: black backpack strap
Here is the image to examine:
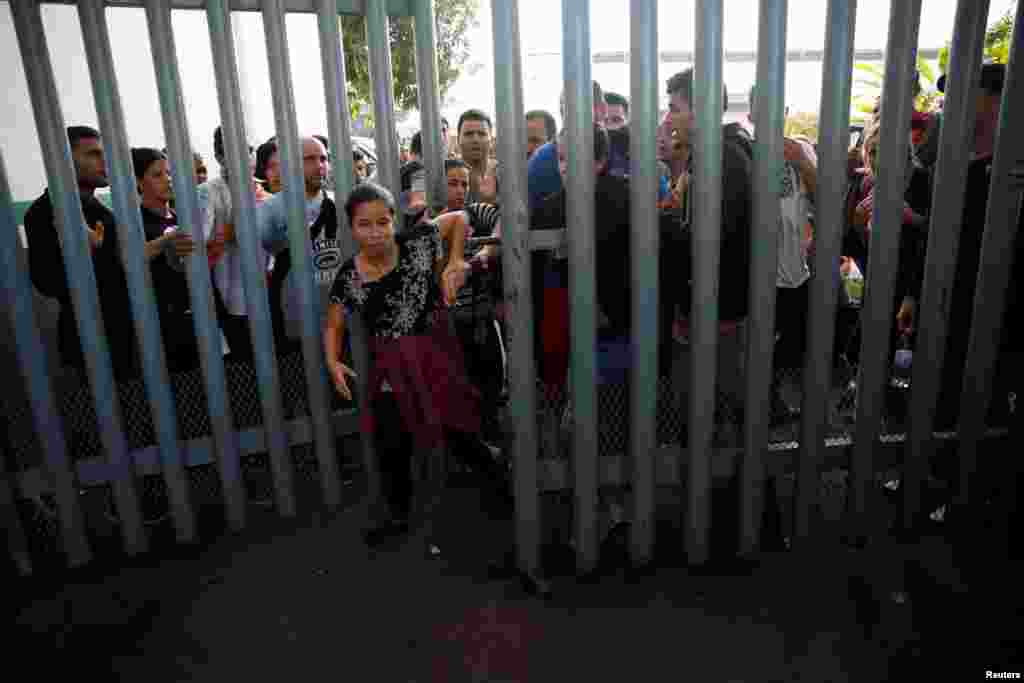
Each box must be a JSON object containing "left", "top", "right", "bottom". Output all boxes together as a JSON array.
[
  {"left": 309, "top": 193, "right": 337, "bottom": 241},
  {"left": 268, "top": 247, "right": 292, "bottom": 346},
  {"left": 320, "top": 195, "right": 338, "bottom": 240}
]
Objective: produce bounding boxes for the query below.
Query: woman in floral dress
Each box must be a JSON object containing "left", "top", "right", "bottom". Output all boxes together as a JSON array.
[{"left": 324, "top": 182, "right": 511, "bottom": 550}]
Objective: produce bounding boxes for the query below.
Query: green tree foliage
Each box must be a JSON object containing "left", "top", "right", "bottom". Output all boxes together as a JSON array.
[
  {"left": 938, "top": 3, "right": 1016, "bottom": 73},
  {"left": 851, "top": 4, "right": 1016, "bottom": 123},
  {"left": 851, "top": 56, "right": 940, "bottom": 122},
  {"left": 341, "top": 0, "right": 480, "bottom": 121}
]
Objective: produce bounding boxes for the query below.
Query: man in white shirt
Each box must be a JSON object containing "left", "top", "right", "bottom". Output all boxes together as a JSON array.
[
  {"left": 198, "top": 126, "right": 266, "bottom": 360},
  {"left": 747, "top": 85, "right": 818, "bottom": 423}
]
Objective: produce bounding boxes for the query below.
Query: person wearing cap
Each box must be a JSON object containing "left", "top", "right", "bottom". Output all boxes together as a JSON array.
[{"left": 896, "top": 62, "right": 1008, "bottom": 430}]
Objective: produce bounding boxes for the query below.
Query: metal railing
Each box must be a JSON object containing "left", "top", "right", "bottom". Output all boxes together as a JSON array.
[{"left": 2, "top": 0, "right": 1021, "bottom": 581}]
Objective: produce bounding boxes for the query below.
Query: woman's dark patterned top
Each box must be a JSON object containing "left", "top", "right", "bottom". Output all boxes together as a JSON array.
[{"left": 329, "top": 221, "right": 445, "bottom": 339}]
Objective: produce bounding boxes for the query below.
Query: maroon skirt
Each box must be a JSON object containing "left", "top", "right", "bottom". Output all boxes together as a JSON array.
[{"left": 361, "top": 311, "right": 481, "bottom": 449}]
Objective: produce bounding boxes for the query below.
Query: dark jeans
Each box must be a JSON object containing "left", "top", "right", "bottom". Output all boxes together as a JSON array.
[
  {"left": 373, "top": 393, "right": 511, "bottom": 524},
  {"left": 452, "top": 313, "right": 505, "bottom": 437},
  {"left": 161, "top": 312, "right": 200, "bottom": 374},
  {"left": 220, "top": 313, "right": 253, "bottom": 362},
  {"left": 775, "top": 282, "right": 809, "bottom": 372},
  {"left": 373, "top": 394, "right": 414, "bottom": 522}
]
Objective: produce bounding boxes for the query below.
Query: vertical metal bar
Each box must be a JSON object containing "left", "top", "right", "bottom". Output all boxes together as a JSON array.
[
  {"left": 492, "top": 0, "right": 540, "bottom": 578},
  {"left": 9, "top": 0, "right": 146, "bottom": 556},
  {"left": 799, "top": 0, "right": 857, "bottom": 542},
  {"left": 263, "top": 0, "right": 342, "bottom": 508},
  {"left": 81, "top": 1, "right": 220, "bottom": 536},
  {"left": 687, "top": 0, "right": 725, "bottom": 566},
  {"left": 903, "top": 0, "right": 989, "bottom": 530},
  {"left": 144, "top": 0, "right": 232, "bottom": 541},
  {"left": 366, "top": 0, "right": 401, "bottom": 197},
  {"left": 562, "top": 0, "right": 599, "bottom": 574},
  {"left": 318, "top": 1, "right": 355, "bottom": 205},
  {"left": 850, "top": 0, "right": 922, "bottom": 540},
  {"left": 0, "top": 149, "right": 91, "bottom": 568},
  {"left": 412, "top": 0, "right": 446, "bottom": 213},
  {"left": 0, "top": 462, "right": 33, "bottom": 576},
  {"left": 628, "top": 0, "right": 659, "bottom": 567},
  {"left": 318, "top": 0, "right": 378, "bottom": 506},
  {"left": 740, "top": 0, "right": 787, "bottom": 557},
  {"left": 957, "top": 0, "right": 1024, "bottom": 507},
  {"left": 206, "top": 0, "right": 296, "bottom": 518},
  {"left": 510, "top": 8, "right": 527, "bottom": 189}
]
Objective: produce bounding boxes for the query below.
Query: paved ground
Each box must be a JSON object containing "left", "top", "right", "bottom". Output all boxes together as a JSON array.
[{"left": 10, "top": 464, "right": 1023, "bottom": 683}]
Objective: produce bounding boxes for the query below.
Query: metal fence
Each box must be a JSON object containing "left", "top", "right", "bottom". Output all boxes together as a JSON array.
[{"left": 1, "top": 0, "right": 1022, "bottom": 580}]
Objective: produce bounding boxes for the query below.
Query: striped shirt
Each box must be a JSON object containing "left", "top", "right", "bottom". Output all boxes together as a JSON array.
[{"left": 453, "top": 202, "right": 501, "bottom": 315}]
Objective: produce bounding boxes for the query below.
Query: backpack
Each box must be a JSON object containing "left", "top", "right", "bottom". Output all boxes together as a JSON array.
[{"left": 268, "top": 194, "right": 341, "bottom": 347}]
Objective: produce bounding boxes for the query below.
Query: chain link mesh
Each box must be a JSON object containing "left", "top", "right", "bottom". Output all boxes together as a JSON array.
[{"left": 3, "top": 335, "right": 1017, "bottom": 564}]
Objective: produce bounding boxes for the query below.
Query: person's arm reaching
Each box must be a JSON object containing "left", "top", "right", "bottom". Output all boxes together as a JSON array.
[
  {"left": 324, "top": 302, "right": 356, "bottom": 400},
  {"left": 435, "top": 211, "right": 468, "bottom": 305}
]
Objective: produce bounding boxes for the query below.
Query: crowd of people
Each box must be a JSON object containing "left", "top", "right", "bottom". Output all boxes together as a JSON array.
[{"left": 21, "top": 62, "right": 1023, "bottom": 553}]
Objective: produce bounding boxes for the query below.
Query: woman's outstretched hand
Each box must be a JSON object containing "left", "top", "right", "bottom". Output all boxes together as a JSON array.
[
  {"left": 329, "top": 361, "right": 357, "bottom": 401},
  {"left": 441, "top": 259, "right": 469, "bottom": 306}
]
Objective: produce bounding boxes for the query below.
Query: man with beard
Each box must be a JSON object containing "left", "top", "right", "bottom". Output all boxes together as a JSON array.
[
  {"left": 259, "top": 136, "right": 342, "bottom": 349},
  {"left": 457, "top": 109, "right": 499, "bottom": 205},
  {"left": 25, "top": 126, "right": 139, "bottom": 377}
]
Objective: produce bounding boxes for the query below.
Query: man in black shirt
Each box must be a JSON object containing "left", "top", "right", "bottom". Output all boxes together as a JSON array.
[
  {"left": 666, "top": 68, "right": 755, "bottom": 431},
  {"left": 530, "top": 124, "right": 685, "bottom": 388},
  {"left": 24, "top": 126, "right": 139, "bottom": 378}
]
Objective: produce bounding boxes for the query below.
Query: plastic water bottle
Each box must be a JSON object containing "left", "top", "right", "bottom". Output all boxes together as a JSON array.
[
  {"left": 840, "top": 258, "right": 864, "bottom": 308},
  {"left": 162, "top": 226, "right": 187, "bottom": 272}
]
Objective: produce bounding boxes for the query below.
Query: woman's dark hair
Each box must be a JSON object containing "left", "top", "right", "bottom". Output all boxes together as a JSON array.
[
  {"left": 344, "top": 181, "right": 396, "bottom": 224},
  {"left": 255, "top": 137, "right": 278, "bottom": 181},
  {"left": 131, "top": 147, "right": 166, "bottom": 182}
]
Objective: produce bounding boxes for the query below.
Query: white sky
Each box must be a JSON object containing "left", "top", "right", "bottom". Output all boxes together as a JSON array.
[
  {"left": 1, "top": 0, "right": 1017, "bottom": 200},
  {"left": 443, "top": 0, "right": 1017, "bottom": 124}
]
